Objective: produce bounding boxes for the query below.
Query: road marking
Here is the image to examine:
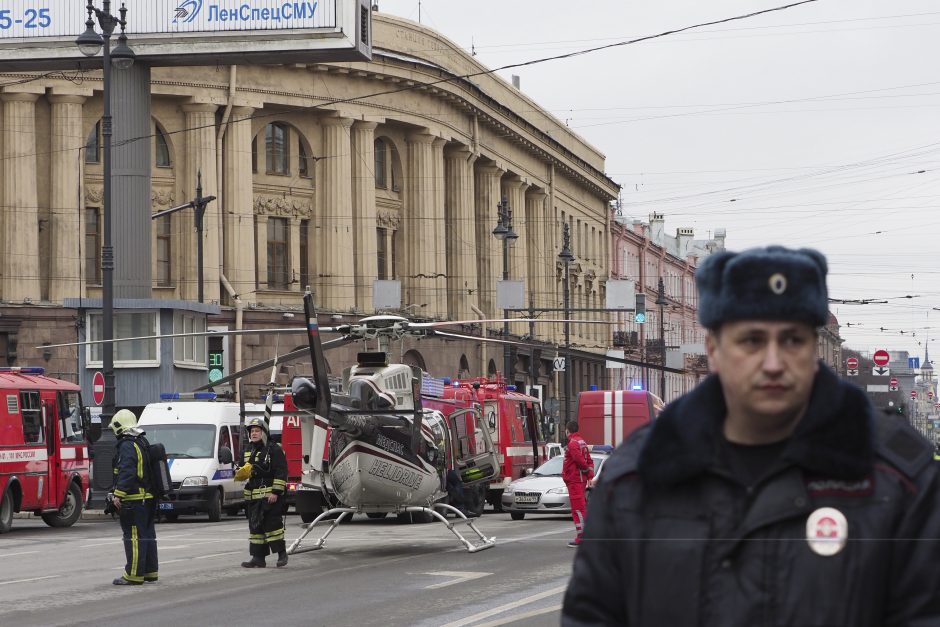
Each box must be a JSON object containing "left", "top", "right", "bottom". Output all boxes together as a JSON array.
[
  {"left": 422, "top": 571, "right": 491, "bottom": 589},
  {"left": 0, "top": 575, "right": 61, "bottom": 586},
  {"left": 440, "top": 584, "right": 568, "bottom": 627},
  {"left": 473, "top": 604, "right": 562, "bottom": 627},
  {"left": 163, "top": 551, "right": 241, "bottom": 564},
  {"left": 0, "top": 551, "right": 39, "bottom": 558},
  {"left": 80, "top": 541, "right": 124, "bottom": 548}
]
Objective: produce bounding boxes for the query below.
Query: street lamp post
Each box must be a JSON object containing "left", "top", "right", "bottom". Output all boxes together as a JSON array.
[
  {"left": 76, "top": 1, "right": 134, "bottom": 425},
  {"left": 492, "top": 197, "right": 517, "bottom": 383},
  {"left": 558, "top": 224, "right": 575, "bottom": 429},
  {"left": 656, "top": 277, "right": 667, "bottom": 400}
]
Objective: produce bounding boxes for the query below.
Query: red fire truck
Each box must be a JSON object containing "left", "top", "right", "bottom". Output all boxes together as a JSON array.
[
  {"left": 434, "top": 377, "right": 549, "bottom": 512},
  {"left": 0, "top": 367, "right": 91, "bottom": 533}
]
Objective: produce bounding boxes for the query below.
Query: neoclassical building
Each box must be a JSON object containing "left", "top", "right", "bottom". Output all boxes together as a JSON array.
[{"left": 0, "top": 12, "right": 618, "bottom": 412}]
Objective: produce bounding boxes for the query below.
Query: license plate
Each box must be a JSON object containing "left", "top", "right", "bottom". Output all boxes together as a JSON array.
[
  {"left": 514, "top": 494, "right": 539, "bottom": 504},
  {"left": 158, "top": 502, "right": 174, "bottom": 511}
]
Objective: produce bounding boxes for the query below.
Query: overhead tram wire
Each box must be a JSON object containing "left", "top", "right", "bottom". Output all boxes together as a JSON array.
[{"left": 0, "top": 0, "right": 820, "bottom": 166}]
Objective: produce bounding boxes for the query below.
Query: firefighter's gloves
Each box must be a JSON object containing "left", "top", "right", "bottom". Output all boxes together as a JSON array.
[{"left": 234, "top": 463, "right": 253, "bottom": 481}]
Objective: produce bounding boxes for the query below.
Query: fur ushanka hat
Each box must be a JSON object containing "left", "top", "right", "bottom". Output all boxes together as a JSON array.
[{"left": 695, "top": 245, "right": 829, "bottom": 330}]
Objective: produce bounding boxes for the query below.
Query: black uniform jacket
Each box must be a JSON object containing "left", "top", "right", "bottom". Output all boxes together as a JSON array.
[
  {"left": 563, "top": 364, "right": 940, "bottom": 627},
  {"left": 242, "top": 440, "right": 288, "bottom": 500}
]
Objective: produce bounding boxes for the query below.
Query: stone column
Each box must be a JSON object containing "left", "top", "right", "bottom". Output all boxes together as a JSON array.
[
  {"left": 526, "top": 189, "right": 549, "bottom": 337},
  {"left": 405, "top": 132, "right": 436, "bottom": 311},
  {"left": 1, "top": 92, "right": 41, "bottom": 302},
  {"left": 319, "top": 116, "right": 354, "bottom": 310},
  {"left": 473, "top": 162, "right": 503, "bottom": 325},
  {"left": 429, "top": 137, "right": 447, "bottom": 317},
  {"left": 181, "top": 103, "right": 220, "bottom": 303},
  {"left": 503, "top": 175, "right": 529, "bottom": 337},
  {"left": 49, "top": 94, "right": 87, "bottom": 303},
  {"left": 350, "top": 120, "right": 378, "bottom": 313},
  {"left": 255, "top": 214, "right": 268, "bottom": 288},
  {"left": 223, "top": 106, "right": 256, "bottom": 302},
  {"left": 444, "top": 146, "right": 477, "bottom": 320}
]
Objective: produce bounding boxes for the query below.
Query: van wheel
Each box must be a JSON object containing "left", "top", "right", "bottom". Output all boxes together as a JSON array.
[
  {"left": 207, "top": 489, "right": 222, "bottom": 522},
  {"left": 42, "top": 482, "right": 83, "bottom": 528},
  {"left": 510, "top": 511, "right": 525, "bottom": 521},
  {"left": 0, "top": 490, "right": 13, "bottom": 534}
]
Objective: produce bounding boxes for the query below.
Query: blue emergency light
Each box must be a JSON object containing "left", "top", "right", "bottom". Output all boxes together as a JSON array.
[
  {"left": 0, "top": 367, "right": 45, "bottom": 375},
  {"left": 506, "top": 385, "right": 517, "bottom": 391},
  {"left": 159, "top": 391, "right": 217, "bottom": 400},
  {"left": 631, "top": 384, "right": 643, "bottom": 391}
]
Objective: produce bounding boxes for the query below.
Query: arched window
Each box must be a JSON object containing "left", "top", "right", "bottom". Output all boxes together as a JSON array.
[
  {"left": 374, "top": 138, "right": 387, "bottom": 188},
  {"left": 155, "top": 125, "right": 171, "bottom": 168},
  {"left": 266, "top": 122, "right": 290, "bottom": 175},
  {"left": 85, "top": 122, "right": 100, "bottom": 164},
  {"left": 299, "top": 139, "right": 311, "bottom": 178}
]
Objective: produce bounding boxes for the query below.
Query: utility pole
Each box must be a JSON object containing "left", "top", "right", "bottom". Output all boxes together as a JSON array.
[
  {"left": 656, "top": 277, "right": 667, "bottom": 399},
  {"left": 492, "top": 197, "right": 517, "bottom": 383},
  {"left": 558, "top": 223, "right": 575, "bottom": 427}
]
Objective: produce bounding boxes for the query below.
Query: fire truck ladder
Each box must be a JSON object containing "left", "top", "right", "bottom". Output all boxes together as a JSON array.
[{"left": 286, "top": 503, "right": 496, "bottom": 554}]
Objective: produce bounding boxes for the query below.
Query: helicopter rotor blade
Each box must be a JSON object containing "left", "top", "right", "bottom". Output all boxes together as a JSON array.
[
  {"left": 38, "top": 325, "right": 345, "bottom": 351},
  {"left": 408, "top": 317, "right": 615, "bottom": 329},
  {"left": 192, "top": 336, "right": 356, "bottom": 392}
]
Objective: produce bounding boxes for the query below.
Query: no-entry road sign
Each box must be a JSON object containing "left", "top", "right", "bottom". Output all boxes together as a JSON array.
[
  {"left": 846, "top": 357, "right": 858, "bottom": 369},
  {"left": 889, "top": 377, "right": 898, "bottom": 387},
  {"left": 92, "top": 371, "right": 105, "bottom": 406},
  {"left": 873, "top": 350, "right": 890, "bottom": 367}
]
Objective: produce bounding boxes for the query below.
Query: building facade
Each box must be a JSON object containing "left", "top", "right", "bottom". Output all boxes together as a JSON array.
[{"left": 0, "top": 13, "right": 618, "bottom": 411}]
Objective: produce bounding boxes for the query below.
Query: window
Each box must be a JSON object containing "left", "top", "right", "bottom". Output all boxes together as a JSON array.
[
  {"left": 374, "top": 138, "right": 387, "bottom": 188},
  {"left": 155, "top": 126, "right": 171, "bottom": 168},
  {"left": 218, "top": 426, "right": 232, "bottom": 456},
  {"left": 85, "top": 207, "right": 101, "bottom": 285},
  {"left": 265, "top": 123, "right": 290, "bottom": 175},
  {"left": 267, "top": 217, "right": 289, "bottom": 289},
  {"left": 85, "top": 122, "right": 100, "bottom": 164},
  {"left": 391, "top": 230, "right": 399, "bottom": 278},
  {"left": 376, "top": 228, "right": 387, "bottom": 280},
  {"left": 156, "top": 217, "right": 172, "bottom": 286},
  {"left": 20, "top": 391, "right": 43, "bottom": 445},
  {"left": 173, "top": 311, "right": 206, "bottom": 368},
  {"left": 390, "top": 145, "right": 400, "bottom": 192},
  {"left": 58, "top": 391, "right": 84, "bottom": 443},
  {"left": 299, "top": 219, "right": 309, "bottom": 290},
  {"left": 299, "top": 141, "right": 311, "bottom": 178},
  {"left": 251, "top": 136, "right": 258, "bottom": 173},
  {"left": 87, "top": 311, "right": 159, "bottom": 366}
]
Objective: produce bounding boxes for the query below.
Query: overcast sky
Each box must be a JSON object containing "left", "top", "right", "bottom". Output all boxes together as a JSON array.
[{"left": 374, "top": 0, "right": 940, "bottom": 362}]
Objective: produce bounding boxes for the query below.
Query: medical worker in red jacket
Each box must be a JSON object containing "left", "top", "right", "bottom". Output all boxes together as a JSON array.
[{"left": 562, "top": 420, "right": 595, "bottom": 547}]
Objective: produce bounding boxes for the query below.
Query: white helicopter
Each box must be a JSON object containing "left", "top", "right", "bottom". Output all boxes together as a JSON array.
[{"left": 43, "top": 292, "right": 619, "bottom": 553}]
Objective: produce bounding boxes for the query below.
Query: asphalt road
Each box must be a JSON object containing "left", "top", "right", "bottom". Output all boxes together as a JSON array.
[{"left": 0, "top": 510, "right": 576, "bottom": 626}]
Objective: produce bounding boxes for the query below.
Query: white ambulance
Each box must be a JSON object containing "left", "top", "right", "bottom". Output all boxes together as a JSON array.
[{"left": 137, "top": 394, "right": 268, "bottom": 522}]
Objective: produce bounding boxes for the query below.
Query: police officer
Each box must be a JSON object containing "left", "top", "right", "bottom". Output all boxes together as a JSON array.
[
  {"left": 562, "top": 421, "right": 594, "bottom": 548},
  {"left": 563, "top": 246, "right": 940, "bottom": 625},
  {"left": 236, "top": 417, "right": 288, "bottom": 568},
  {"left": 109, "top": 409, "right": 159, "bottom": 585}
]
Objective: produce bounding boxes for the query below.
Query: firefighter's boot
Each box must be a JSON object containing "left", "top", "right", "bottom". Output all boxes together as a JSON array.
[
  {"left": 241, "top": 557, "right": 266, "bottom": 568},
  {"left": 276, "top": 551, "right": 288, "bottom": 568}
]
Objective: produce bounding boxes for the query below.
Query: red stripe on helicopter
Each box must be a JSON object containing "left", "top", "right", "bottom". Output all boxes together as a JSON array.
[{"left": 332, "top": 442, "right": 432, "bottom": 475}]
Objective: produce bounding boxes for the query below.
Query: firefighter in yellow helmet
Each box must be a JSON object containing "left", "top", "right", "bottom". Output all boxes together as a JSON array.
[
  {"left": 238, "top": 417, "right": 288, "bottom": 568},
  {"left": 109, "top": 409, "right": 159, "bottom": 585}
]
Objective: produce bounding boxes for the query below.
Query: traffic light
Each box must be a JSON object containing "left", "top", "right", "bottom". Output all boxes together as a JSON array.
[
  {"left": 208, "top": 336, "right": 224, "bottom": 383},
  {"left": 634, "top": 293, "right": 647, "bottom": 324}
]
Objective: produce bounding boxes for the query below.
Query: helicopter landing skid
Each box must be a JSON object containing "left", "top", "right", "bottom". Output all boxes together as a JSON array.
[{"left": 286, "top": 503, "right": 496, "bottom": 555}]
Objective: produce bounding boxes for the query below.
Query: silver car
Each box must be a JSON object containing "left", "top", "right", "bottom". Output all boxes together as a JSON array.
[{"left": 502, "top": 451, "right": 609, "bottom": 520}]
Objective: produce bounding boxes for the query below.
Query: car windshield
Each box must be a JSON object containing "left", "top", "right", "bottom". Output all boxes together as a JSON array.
[
  {"left": 143, "top": 424, "right": 216, "bottom": 459},
  {"left": 532, "top": 452, "right": 608, "bottom": 477}
]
